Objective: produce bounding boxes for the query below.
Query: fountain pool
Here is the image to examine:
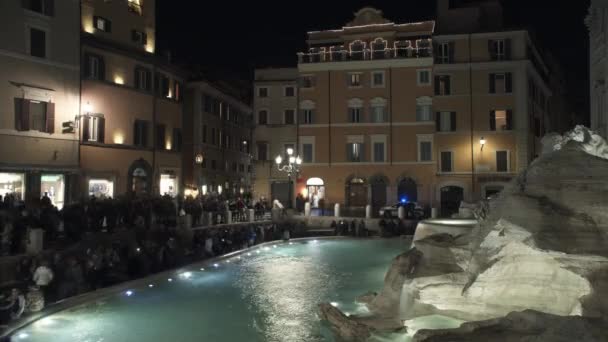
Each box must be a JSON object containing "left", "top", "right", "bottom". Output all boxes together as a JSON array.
[{"left": 7, "top": 238, "right": 463, "bottom": 342}]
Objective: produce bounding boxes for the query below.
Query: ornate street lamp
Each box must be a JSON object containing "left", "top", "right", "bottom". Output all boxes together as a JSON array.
[{"left": 275, "top": 147, "right": 302, "bottom": 208}]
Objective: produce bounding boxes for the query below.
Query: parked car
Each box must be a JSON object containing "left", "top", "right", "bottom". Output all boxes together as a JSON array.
[{"left": 379, "top": 201, "right": 425, "bottom": 219}]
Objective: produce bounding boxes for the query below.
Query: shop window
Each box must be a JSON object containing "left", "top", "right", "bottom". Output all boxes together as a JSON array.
[
  {"left": 41, "top": 174, "right": 65, "bottom": 209},
  {"left": 0, "top": 173, "right": 25, "bottom": 201},
  {"left": 88, "top": 179, "right": 114, "bottom": 198},
  {"left": 160, "top": 174, "right": 178, "bottom": 198}
]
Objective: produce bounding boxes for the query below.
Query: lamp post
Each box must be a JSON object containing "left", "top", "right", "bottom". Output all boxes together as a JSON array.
[
  {"left": 275, "top": 148, "right": 302, "bottom": 208},
  {"left": 480, "top": 137, "right": 486, "bottom": 151}
]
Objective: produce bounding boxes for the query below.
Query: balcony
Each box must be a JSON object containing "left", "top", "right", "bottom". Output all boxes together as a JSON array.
[{"left": 298, "top": 39, "right": 433, "bottom": 64}]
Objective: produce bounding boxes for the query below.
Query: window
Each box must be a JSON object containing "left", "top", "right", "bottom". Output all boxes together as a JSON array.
[
  {"left": 202, "top": 125, "right": 207, "bottom": 143},
  {"left": 303, "top": 144, "right": 313, "bottom": 163},
  {"left": 435, "top": 75, "right": 451, "bottom": 95},
  {"left": 373, "top": 142, "right": 385, "bottom": 162},
  {"left": 348, "top": 73, "right": 362, "bottom": 87},
  {"left": 436, "top": 42, "right": 454, "bottom": 64},
  {"left": 155, "top": 73, "right": 170, "bottom": 97},
  {"left": 211, "top": 160, "right": 217, "bottom": 170},
  {"left": 29, "top": 101, "right": 46, "bottom": 132},
  {"left": 40, "top": 175, "right": 64, "bottom": 210},
  {"left": 346, "top": 143, "right": 364, "bottom": 162},
  {"left": 258, "top": 87, "right": 268, "bottom": 98},
  {"left": 285, "top": 86, "right": 295, "bottom": 97},
  {"left": 419, "top": 141, "right": 432, "bottom": 162},
  {"left": 239, "top": 164, "right": 245, "bottom": 173},
  {"left": 284, "top": 109, "right": 295, "bottom": 125},
  {"left": 489, "top": 39, "right": 511, "bottom": 61},
  {"left": 22, "top": 0, "right": 54, "bottom": 16},
  {"left": 257, "top": 142, "right": 268, "bottom": 161},
  {"left": 94, "top": 16, "right": 111, "bottom": 33},
  {"left": 210, "top": 127, "right": 216, "bottom": 145},
  {"left": 29, "top": 28, "right": 46, "bottom": 58},
  {"left": 300, "top": 76, "right": 315, "bottom": 89},
  {"left": 489, "top": 73, "right": 513, "bottom": 94},
  {"left": 133, "top": 120, "right": 148, "bottom": 147},
  {"left": 232, "top": 162, "right": 237, "bottom": 172},
  {"left": 436, "top": 111, "right": 456, "bottom": 132},
  {"left": 416, "top": 97, "right": 433, "bottom": 122},
  {"left": 135, "top": 67, "right": 151, "bottom": 91},
  {"left": 371, "top": 105, "right": 386, "bottom": 123},
  {"left": 14, "top": 98, "right": 56, "bottom": 134},
  {"left": 496, "top": 151, "right": 509, "bottom": 172},
  {"left": 440, "top": 151, "right": 453, "bottom": 172},
  {"left": 85, "top": 54, "right": 104, "bottom": 80},
  {"left": 258, "top": 110, "right": 268, "bottom": 125},
  {"left": 88, "top": 117, "right": 99, "bottom": 142},
  {"left": 417, "top": 70, "right": 431, "bottom": 86},
  {"left": 176, "top": 129, "right": 185, "bottom": 150},
  {"left": 490, "top": 110, "right": 513, "bottom": 131},
  {"left": 371, "top": 71, "right": 385, "bottom": 88},
  {"left": 302, "top": 109, "right": 314, "bottom": 124},
  {"left": 155, "top": 124, "right": 166, "bottom": 149},
  {"left": 88, "top": 179, "right": 113, "bottom": 199},
  {"left": 349, "top": 107, "right": 362, "bottom": 123},
  {"left": 83, "top": 116, "right": 105, "bottom": 143},
  {"left": 132, "top": 30, "right": 147, "bottom": 45}
]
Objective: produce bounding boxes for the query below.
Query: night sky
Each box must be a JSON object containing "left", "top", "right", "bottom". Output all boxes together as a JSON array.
[{"left": 157, "top": 0, "right": 590, "bottom": 118}]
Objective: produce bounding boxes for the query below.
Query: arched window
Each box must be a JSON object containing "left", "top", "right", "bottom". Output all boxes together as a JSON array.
[
  {"left": 348, "top": 98, "right": 364, "bottom": 123},
  {"left": 370, "top": 97, "right": 387, "bottom": 123},
  {"left": 394, "top": 40, "right": 412, "bottom": 58},
  {"left": 371, "top": 38, "right": 388, "bottom": 59},
  {"left": 349, "top": 40, "right": 365, "bottom": 60},
  {"left": 397, "top": 178, "right": 417, "bottom": 203},
  {"left": 345, "top": 176, "right": 367, "bottom": 207}
]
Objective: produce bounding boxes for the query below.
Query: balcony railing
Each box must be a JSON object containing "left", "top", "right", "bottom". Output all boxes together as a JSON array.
[{"left": 298, "top": 40, "right": 433, "bottom": 64}]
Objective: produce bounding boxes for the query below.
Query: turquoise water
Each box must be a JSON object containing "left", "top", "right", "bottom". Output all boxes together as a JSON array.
[{"left": 10, "top": 239, "right": 433, "bottom": 342}]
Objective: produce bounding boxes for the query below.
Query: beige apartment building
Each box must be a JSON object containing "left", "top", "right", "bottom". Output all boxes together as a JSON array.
[
  {"left": 295, "top": 3, "right": 554, "bottom": 217},
  {"left": 80, "top": 0, "right": 185, "bottom": 198},
  {"left": 183, "top": 80, "right": 253, "bottom": 198},
  {"left": 252, "top": 68, "right": 299, "bottom": 205},
  {"left": 0, "top": 0, "right": 80, "bottom": 208}
]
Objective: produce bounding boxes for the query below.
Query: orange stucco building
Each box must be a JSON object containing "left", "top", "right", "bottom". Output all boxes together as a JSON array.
[{"left": 291, "top": 4, "right": 555, "bottom": 216}]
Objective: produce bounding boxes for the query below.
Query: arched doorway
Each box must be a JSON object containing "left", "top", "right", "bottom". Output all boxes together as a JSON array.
[
  {"left": 306, "top": 177, "right": 325, "bottom": 208},
  {"left": 346, "top": 176, "right": 367, "bottom": 207},
  {"left": 369, "top": 174, "right": 388, "bottom": 215},
  {"left": 127, "top": 158, "right": 152, "bottom": 196},
  {"left": 397, "top": 178, "right": 418, "bottom": 203},
  {"left": 440, "top": 186, "right": 464, "bottom": 217}
]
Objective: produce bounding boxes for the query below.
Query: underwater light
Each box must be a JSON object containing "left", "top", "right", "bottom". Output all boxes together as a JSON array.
[
  {"left": 168, "top": 278, "right": 173, "bottom": 282},
  {"left": 17, "top": 333, "right": 28, "bottom": 339},
  {"left": 125, "top": 290, "right": 133, "bottom": 296},
  {"left": 181, "top": 272, "right": 192, "bottom": 279},
  {"left": 213, "top": 263, "right": 219, "bottom": 268},
  {"left": 200, "top": 268, "right": 205, "bottom": 271},
  {"left": 148, "top": 284, "right": 154, "bottom": 288},
  {"left": 247, "top": 253, "right": 252, "bottom": 256},
  {"left": 289, "top": 242, "right": 294, "bottom": 245}
]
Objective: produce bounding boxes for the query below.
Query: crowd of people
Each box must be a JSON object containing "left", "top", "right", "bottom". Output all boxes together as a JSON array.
[{"left": 0, "top": 219, "right": 297, "bottom": 326}]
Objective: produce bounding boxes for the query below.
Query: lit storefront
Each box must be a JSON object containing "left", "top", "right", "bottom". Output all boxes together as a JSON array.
[
  {"left": 306, "top": 177, "right": 325, "bottom": 208},
  {"left": 160, "top": 173, "right": 178, "bottom": 197},
  {"left": 0, "top": 173, "right": 25, "bottom": 200},
  {"left": 88, "top": 179, "right": 114, "bottom": 198},
  {"left": 40, "top": 174, "right": 65, "bottom": 209}
]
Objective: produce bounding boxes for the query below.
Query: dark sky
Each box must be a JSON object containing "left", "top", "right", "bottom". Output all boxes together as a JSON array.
[{"left": 157, "top": 0, "right": 590, "bottom": 114}]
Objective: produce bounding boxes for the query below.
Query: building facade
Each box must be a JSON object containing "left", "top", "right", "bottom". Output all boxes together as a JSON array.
[
  {"left": 80, "top": 0, "right": 185, "bottom": 198},
  {"left": 0, "top": 0, "right": 81, "bottom": 208},
  {"left": 252, "top": 68, "right": 299, "bottom": 206},
  {"left": 294, "top": 4, "right": 554, "bottom": 217},
  {"left": 183, "top": 80, "right": 253, "bottom": 198},
  {"left": 588, "top": 0, "right": 608, "bottom": 139}
]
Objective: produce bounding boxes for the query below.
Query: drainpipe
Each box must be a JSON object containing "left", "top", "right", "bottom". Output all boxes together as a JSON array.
[
  {"left": 77, "top": 0, "right": 82, "bottom": 203},
  {"left": 152, "top": 61, "right": 157, "bottom": 195},
  {"left": 469, "top": 33, "right": 476, "bottom": 200},
  {"left": 328, "top": 70, "right": 331, "bottom": 167}
]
